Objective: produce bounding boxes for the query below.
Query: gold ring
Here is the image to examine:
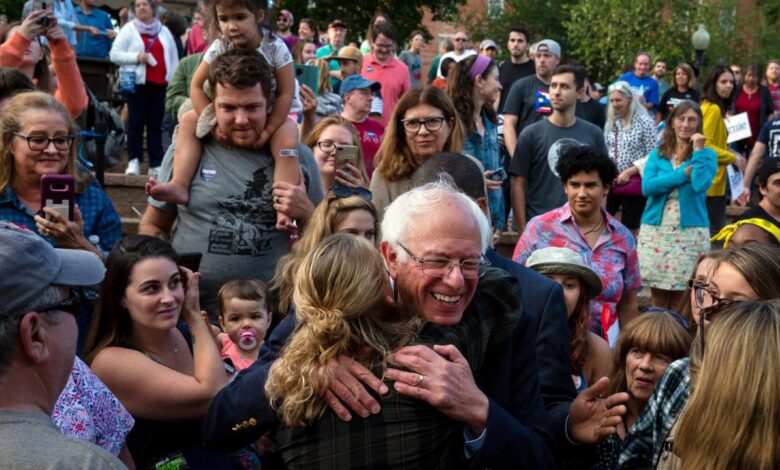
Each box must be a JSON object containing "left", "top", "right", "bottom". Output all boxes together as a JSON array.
[{"left": 416, "top": 374, "right": 424, "bottom": 387}]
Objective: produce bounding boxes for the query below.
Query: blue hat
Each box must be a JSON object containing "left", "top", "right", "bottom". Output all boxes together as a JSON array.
[{"left": 340, "top": 75, "right": 381, "bottom": 97}]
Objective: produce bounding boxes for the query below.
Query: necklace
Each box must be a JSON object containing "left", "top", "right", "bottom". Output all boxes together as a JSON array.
[{"left": 582, "top": 217, "right": 604, "bottom": 236}]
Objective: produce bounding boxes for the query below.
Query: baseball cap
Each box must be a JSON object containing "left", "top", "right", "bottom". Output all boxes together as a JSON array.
[
  {"left": 328, "top": 19, "right": 346, "bottom": 29},
  {"left": 0, "top": 221, "right": 105, "bottom": 318},
  {"left": 340, "top": 75, "right": 380, "bottom": 97},
  {"left": 277, "top": 10, "right": 293, "bottom": 21},
  {"left": 328, "top": 46, "right": 362, "bottom": 63},
  {"left": 758, "top": 158, "right": 780, "bottom": 186},
  {"left": 525, "top": 247, "right": 602, "bottom": 298},
  {"left": 479, "top": 39, "right": 497, "bottom": 50},
  {"left": 536, "top": 39, "right": 561, "bottom": 57}
]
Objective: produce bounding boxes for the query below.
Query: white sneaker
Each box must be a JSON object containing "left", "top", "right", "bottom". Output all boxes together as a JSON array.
[
  {"left": 125, "top": 159, "right": 140, "bottom": 176},
  {"left": 147, "top": 166, "right": 161, "bottom": 178}
]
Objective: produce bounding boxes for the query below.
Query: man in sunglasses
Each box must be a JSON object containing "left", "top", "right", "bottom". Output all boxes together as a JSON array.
[{"left": 0, "top": 221, "right": 123, "bottom": 468}]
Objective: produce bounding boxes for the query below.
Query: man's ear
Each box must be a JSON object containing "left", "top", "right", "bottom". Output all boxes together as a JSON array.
[
  {"left": 381, "top": 240, "right": 400, "bottom": 279},
  {"left": 18, "top": 313, "right": 51, "bottom": 365},
  {"left": 255, "top": 9, "right": 265, "bottom": 25},
  {"left": 476, "top": 196, "right": 489, "bottom": 214}
]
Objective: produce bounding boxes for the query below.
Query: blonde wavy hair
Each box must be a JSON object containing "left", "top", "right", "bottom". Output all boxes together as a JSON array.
[
  {"left": 269, "top": 192, "right": 379, "bottom": 315},
  {"left": 374, "top": 86, "right": 464, "bottom": 182},
  {"left": 0, "top": 91, "right": 90, "bottom": 195},
  {"left": 675, "top": 300, "right": 780, "bottom": 469},
  {"left": 265, "top": 233, "right": 418, "bottom": 426}
]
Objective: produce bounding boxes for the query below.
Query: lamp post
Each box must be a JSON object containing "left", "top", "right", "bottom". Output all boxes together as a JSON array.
[{"left": 692, "top": 24, "right": 710, "bottom": 76}]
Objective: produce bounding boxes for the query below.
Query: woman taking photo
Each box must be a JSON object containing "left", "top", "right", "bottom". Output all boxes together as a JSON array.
[
  {"left": 110, "top": 0, "right": 179, "bottom": 176},
  {"left": 593, "top": 311, "right": 691, "bottom": 469},
  {"left": 369, "top": 85, "right": 465, "bottom": 216},
  {"left": 449, "top": 54, "right": 506, "bottom": 231},
  {"left": 292, "top": 39, "right": 317, "bottom": 65},
  {"left": 84, "top": 235, "right": 233, "bottom": 469},
  {"left": 657, "top": 63, "right": 699, "bottom": 122},
  {"left": 604, "top": 80, "right": 656, "bottom": 236},
  {"left": 700, "top": 64, "right": 742, "bottom": 237},
  {"left": 525, "top": 247, "right": 611, "bottom": 392},
  {"left": 732, "top": 63, "right": 774, "bottom": 157},
  {"left": 619, "top": 244, "right": 780, "bottom": 468},
  {"left": 303, "top": 115, "right": 369, "bottom": 191},
  {"left": 0, "top": 12, "right": 87, "bottom": 117},
  {"left": 638, "top": 101, "right": 717, "bottom": 309}
]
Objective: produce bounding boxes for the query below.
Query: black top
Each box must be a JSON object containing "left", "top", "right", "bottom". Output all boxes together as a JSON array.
[
  {"left": 498, "top": 60, "right": 535, "bottom": 113},
  {"left": 738, "top": 204, "right": 780, "bottom": 228},
  {"left": 658, "top": 87, "right": 700, "bottom": 121},
  {"left": 581, "top": 98, "right": 606, "bottom": 130}
]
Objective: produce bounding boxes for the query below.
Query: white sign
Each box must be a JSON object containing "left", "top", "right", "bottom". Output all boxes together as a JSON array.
[
  {"left": 727, "top": 164, "right": 744, "bottom": 201},
  {"left": 725, "top": 112, "right": 752, "bottom": 143}
]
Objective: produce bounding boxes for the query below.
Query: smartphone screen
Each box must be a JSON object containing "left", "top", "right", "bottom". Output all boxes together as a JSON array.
[
  {"left": 334, "top": 145, "right": 359, "bottom": 167},
  {"left": 177, "top": 252, "right": 203, "bottom": 272},
  {"left": 294, "top": 64, "right": 319, "bottom": 96}
]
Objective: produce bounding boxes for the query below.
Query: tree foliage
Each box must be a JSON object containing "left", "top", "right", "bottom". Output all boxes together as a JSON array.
[
  {"left": 277, "top": 0, "right": 464, "bottom": 46},
  {"left": 2, "top": 0, "right": 27, "bottom": 21}
]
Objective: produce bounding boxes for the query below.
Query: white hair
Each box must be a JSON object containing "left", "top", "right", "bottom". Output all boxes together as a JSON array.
[
  {"left": 604, "top": 80, "right": 643, "bottom": 133},
  {"left": 381, "top": 179, "right": 491, "bottom": 259}
]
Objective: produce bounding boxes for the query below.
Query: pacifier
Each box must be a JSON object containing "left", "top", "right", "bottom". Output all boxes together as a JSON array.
[{"left": 238, "top": 329, "right": 257, "bottom": 350}]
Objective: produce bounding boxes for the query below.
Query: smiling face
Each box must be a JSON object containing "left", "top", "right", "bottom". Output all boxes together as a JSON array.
[
  {"left": 301, "top": 42, "right": 317, "bottom": 63},
  {"left": 372, "top": 33, "right": 394, "bottom": 63},
  {"left": 214, "top": 82, "right": 267, "bottom": 148},
  {"left": 298, "top": 22, "right": 313, "bottom": 40},
  {"left": 402, "top": 103, "right": 451, "bottom": 161},
  {"left": 478, "top": 65, "right": 502, "bottom": 103},
  {"left": 335, "top": 208, "right": 377, "bottom": 244},
  {"left": 690, "top": 256, "right": 717, "bottom": 326},
  {"left": 634, "top": 54, "right": 651, "bottom": 78},
  {"left": 609, "top": 90, "right": 629, "bottom": 116},
  {"left": 11, "top": 108, "right": 70, "bottom": 183},
  {"left": 564, "top": 170, "right": 609, "bottom": 220},
  {"left": 671, "top": 108, "right": 700, "bottom": 142},
  {"left": 313, "top": 124, "right": 354, "bottom": 178},
  {"left": 219, "top": 297, "right": 270, "bottom": 351},
  {"left": 625, "top": 347, "right": 671, "bottom": 403},
  {"left": 674, "top": 67, "right": 690, "bottom": 89},
  {"left": 384, "top": 197, "right": 481, "bottom": 326},
  {"left": 215, "top": 3, "right": 262, "bottom": 49},
  {"left": 123, "top": 257, "right": 184, "bottom": 332},
  {"left": 767, "top": 62, "right": 780, "bottom": 84}
]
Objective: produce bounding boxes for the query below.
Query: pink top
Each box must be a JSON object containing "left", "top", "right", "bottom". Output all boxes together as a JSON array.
[
  {"left": 220, "top": 335, "right": 257, "bottom": 371},
  {"left": 361, "top": 53, "right": 411, "bottom": 126}
]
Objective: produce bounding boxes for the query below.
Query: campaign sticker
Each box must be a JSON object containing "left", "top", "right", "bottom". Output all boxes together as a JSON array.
[
  {"left": 366, "top": 66, "right": 374, "bottom": 73},
  {"left": 201, "top": 164, "right": 217, "bottom": 181}
]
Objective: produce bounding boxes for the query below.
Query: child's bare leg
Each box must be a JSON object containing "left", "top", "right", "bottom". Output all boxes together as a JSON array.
[
  {"left": 147, "top": 109, "right": 203, "bottom": 204},
  {"left": 271, "top": 119, "right": 301, "bottom": 231}
]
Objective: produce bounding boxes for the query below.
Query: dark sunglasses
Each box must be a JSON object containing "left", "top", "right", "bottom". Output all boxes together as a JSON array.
[
  {"left": 37, "top": 293, "right": 81, "bottom": 317},
  {"left": 331, "top": 185, "right": 372, "bottom": 202}
]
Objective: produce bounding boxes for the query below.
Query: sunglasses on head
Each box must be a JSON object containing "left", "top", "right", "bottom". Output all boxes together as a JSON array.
[
  {"left": 37, "top": 293, "right": 81, "bottom": 318},
  {"left": 331, "top": 185, "right": 372, "bottom": 202}
]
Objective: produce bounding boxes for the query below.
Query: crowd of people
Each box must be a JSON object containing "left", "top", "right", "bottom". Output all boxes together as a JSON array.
[{"left": 2, "top": 2, "right": 780, "bottom": 469}]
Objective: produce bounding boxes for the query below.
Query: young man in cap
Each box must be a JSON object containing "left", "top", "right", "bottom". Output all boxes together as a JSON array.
[
  {"left": 340, "top": 75, "right": 385, "bottom": 176},
  {"left": 479, "top": 39, "right": 498, "bottom": 59},
  {"left": 361, "top": 21, "right": 410, "bottom": 126},
  {"left": 317, "top": 19, "right": 348, "bottom": 89},
  {"left": 0, "top": 222, "right": 124, "bottom": 469},
  {"left": 328, "top": 45, "right": 362, "bottom": 81},
  {"left": 276, "top": 9, "right": 297, "bottom": 53}
]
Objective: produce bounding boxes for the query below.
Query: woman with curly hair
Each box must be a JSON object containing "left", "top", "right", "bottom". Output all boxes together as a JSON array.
[
  {"left": 369, "top": 86, "right": 465, "bottom": 217},
  {"left": 449, "top": 54, "right": 505, "bottom": 230}
]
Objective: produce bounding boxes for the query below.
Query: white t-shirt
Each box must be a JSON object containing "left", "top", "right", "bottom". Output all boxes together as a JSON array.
[
  {"left": 436, "top": 49, "right": 477, "bottom": 77},
  {"left": 203, "top": 29, "right": 301, "bottom": 113}
]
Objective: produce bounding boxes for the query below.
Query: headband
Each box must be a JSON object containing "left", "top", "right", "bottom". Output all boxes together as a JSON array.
[
  {"left": 711, "top": 218, "right": 780, "bottom": 248},
  {"left": 468, "top": 55, "right": 491, "bottom": 82}
]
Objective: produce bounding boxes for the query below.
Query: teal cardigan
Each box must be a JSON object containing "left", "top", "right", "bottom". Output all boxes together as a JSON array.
[{"left": 641, "top": 147, "right": 717, "bottom": 227}]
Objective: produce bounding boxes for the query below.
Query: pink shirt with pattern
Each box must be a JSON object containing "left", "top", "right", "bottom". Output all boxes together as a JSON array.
[{"left": 513, "top": 204, "right": 642, "bottom": 332}]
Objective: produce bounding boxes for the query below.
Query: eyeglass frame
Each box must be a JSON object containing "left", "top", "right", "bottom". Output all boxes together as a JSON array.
[
  {"left": 400, "top": 116, "right": 447, "bottom": 134},
  {"left": 13, "top": 132, "right": 76, "bottom": 151},
  {"left": 396, "top": 241, "right": 490, "bottom": 279},
  {"left": 36, "top": 292, "right": 81, "bottom": 317},
  {"left": 314, "top": 140, "right": 338, "bottom": 153},
  {"left": 688, "top": 280, "right": 730, "bottom": 309}
]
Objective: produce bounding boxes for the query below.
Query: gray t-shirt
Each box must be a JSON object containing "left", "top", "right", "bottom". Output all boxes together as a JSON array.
[
  {"left": 509, "top": 118, "right": 607, "bottom": 220},
  {"left": 149, "top": 140, "right": 323, "bottom": 315},
  {"left": 0, "top": 410, "right": 125, "bottom": 469}
]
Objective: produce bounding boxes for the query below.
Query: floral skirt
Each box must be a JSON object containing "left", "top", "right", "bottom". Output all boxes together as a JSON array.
[{"left": 638, "top": 197, "right": 709, "bottom": 290}]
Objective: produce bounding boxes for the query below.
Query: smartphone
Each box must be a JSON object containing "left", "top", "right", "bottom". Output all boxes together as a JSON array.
[
  {"left": 32, "top": 0, "right": 51, "bottom": 26},
  {"left": 488, "top": 168, "right": 507, "bottom": 182},
  {"left": 178, "top": 252, "right": 203, "bottom": 272},
  {"left": 294, "top": 64, "right": 319, "bottom": 96},
  {"left": 40, "top": 174, "right": 75, "bottom": 222},
  {"left": 335, "top": 144, "right": 359, "bottom": 167}
]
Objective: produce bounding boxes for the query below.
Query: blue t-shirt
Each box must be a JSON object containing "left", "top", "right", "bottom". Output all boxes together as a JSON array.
[
  {"left": 619, "top": 71, "right": 660, "bottom": 108},
  {"left": 75, "top": 7, "right": 114, "bottom": 58},
  {"left": 757, "top": 116, "right": 780, "bottom": 160}
]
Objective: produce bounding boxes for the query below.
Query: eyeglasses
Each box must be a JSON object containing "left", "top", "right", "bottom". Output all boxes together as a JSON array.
[
  {"left": 36, "top": 293, "right": 81, "bottom": 317},
  {"left": 314, "top": 141, "right": 337, "bottom": 153},
  {"left": 374, "top": 42, "right": 394, "bottom": 50},
  {"left": 401, "top": 116, "right": 446, "bottom": 133},
  {"left": 331, "top": 184, "right": 372, "bottom": 201},
  {"left": 454, "top": 37, "right": 468, "bottom": 42},
  {"left": 689, "top": 281, "right": 730, "bottom": 309},
  {"left": 397, "top": 242, "right": 489, "bottom": 279},
  {"left": 14, "top": 133, "right": 75, "bottom": 151}
]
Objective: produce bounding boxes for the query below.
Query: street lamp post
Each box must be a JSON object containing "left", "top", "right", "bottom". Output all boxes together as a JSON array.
[{"left": 692, "top": 24, "right": 710, "bottom": 76}]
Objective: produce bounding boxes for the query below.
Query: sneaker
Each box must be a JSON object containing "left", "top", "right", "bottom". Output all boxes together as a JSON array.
[
  {"left": 147, "top": 166, "right": 161, "bottom": 178},
  {"left": 125, "top": 158, "right": 141, "bottom": 176}
]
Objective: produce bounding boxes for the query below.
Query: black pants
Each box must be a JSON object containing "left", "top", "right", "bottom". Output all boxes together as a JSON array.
[
  {"left": 706, "top": 195, "right": 728, "bottom": 236},
  {"left": 126, "top": 82, "right": 166, "bottom": 167},
  {"left": 606, "top": 193, "right": 647, "bottom": 230}
]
